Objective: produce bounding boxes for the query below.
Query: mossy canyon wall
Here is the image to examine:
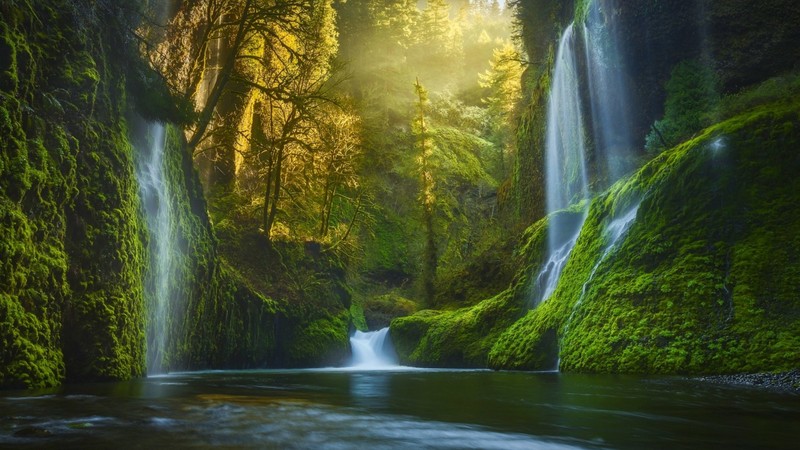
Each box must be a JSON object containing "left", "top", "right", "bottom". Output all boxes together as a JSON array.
[{"left": 0, "top": 1, "right": 351, "bottom": 389}]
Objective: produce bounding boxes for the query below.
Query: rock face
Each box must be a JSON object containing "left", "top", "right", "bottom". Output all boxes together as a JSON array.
[
  {"left": 511, "top": 0, "right": 800, "bottom": 225},
  {"left": 0, "top": 1, "right": 351, "bottom": 389},
  {"left": 1, "top": 1, "right": 150, "bottom": 388}
]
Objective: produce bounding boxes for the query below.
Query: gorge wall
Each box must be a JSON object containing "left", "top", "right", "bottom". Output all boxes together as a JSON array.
[{"left": 0, "top": 1, "right": 351, "bottom": 389}]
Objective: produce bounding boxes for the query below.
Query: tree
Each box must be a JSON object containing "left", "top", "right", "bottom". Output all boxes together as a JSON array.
[
  {"left": 413, "top": 78, "right": 437, "bottom": 307},
  {"left": 149, "top": 0, "right": 326, "bottom": 191},
  {"left": 410, "top": 0, "right": 463, "bottom": 89},
  {"left": 479, "top": 42, "right": 523, "bottom": 176}
]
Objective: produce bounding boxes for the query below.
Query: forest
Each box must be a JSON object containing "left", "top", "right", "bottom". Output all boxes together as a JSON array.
[{"left": 1, "top": 0, "right": 799, "bottom": 447}]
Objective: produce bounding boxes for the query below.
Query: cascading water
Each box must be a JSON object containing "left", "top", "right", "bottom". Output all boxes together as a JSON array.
[
  {"left": 544, "top": 24, "right": 590, "bottom": 216},
  {"left": 562, "top": 202, "right": 640, "bottom": 338},
  {"left": 349, "top": 328, "right": 399, "bottom": 369},
  {"left": 532, "top": 2, "right": 635, "bottom": 307},
  {"left": 134, "top": 122, "right": 182, "bottom": 375},
  {"left": 532, "top": 23, "right": 589, "bottom": 307},
  {"left": 583, "top": 0, "right": 635, "bottom": 183}
]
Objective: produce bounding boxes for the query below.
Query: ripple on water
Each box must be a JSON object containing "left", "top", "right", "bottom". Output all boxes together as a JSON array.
[{"left": 190, "top": 398, "right": 594, "bottom": 449}]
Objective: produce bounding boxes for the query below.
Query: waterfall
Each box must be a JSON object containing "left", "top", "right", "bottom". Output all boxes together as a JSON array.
[
  {"left": 532, "top": 24, "right": 589, "bottom": 306},
  {"left": 134, "top": 122, "right": 182, "bottom": 375},
  {"left": 583, "top": 1, "right": 635, "bottom": 182},
  {"left": 545, "top": 24, "right": 589, "bottom": 217},
  {"left": 562, "top": 202, "right": 640, "bottom": 339},
  {"left": 349, "top": 328, "right": 399, "bottom": 369},
  {"left": 533, "top": 2, "right": 634, "bottom": 307}
]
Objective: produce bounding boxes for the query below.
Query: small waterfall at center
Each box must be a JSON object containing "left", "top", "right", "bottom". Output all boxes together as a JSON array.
[
  {"left": 349, "top": 328, "right": 399, "bottom": 369},
  {"left": 133, "top": 122, "right": 182, "bottom": 375}
]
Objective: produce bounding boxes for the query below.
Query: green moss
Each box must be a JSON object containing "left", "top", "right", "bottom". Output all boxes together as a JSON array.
[
  {"left": 389, "top": 206, "right": 572, "bottom": 368},
  {"left": 1, "top": 1, "right": 150, "bottom": 387},
  {"left": 361, "top": 291, "right": 416, "bottom": 329},
  {"left": 391, "top": 291, "right": 524, "bottom": 367},
  {"left": 493, "top": 95, "right": 800, "bottom": 374},
  {"left": 349, "top": 302, "right": 367, "bottom": 331},
  {"left": 283, "top": 310, "right": 350, "bottom": 366}
]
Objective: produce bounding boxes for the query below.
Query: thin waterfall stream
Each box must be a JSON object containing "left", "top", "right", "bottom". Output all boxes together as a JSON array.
[
  {"left": 562, "top": 203, "right": 640, "bottom": 341},
  {"left": 134, "top": 122, "right": 181, "bottom": 375},
  {"left": 532, "top": 23, "right": 589, "bottom": 307}
]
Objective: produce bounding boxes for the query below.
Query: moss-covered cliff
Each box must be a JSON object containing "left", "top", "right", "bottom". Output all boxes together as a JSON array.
[
  {"left": 0, "top": 1, "right": 352, "bottom": 389},
  {"left": 509, "top": 0, "right": 800, "bottom": 226},
  {"left": 1, "top": 1, "right": 148, "bottom": 388},
  {"left": 392, "top": 84, "right": 800, "bottom": 374}
]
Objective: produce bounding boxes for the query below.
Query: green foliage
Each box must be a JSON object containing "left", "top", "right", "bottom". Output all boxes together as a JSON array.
[
  {"left": 394, "top": 74, "right": 800, "bottom": 375},
  {"left": 0, "top": 0, "right": 151, "bottom": 387},
  {"left": 645, "top": 60, "right": 720, "bottom": 153},
  {"left": 389, "top": 208, "right": 553, "bottom": 366},
  {"left": 391, "top": 290, "right": 523, "bottom": 367},
  {"left": 494, "top": 92, "right": 800, "bottom": 374},
  {"left": 362, "top": 291, "right": 417, "bottom": 330}
]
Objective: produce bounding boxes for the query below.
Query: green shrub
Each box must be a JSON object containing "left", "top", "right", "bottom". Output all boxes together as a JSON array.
[{"left": 645, "top": 60, "right": 720, "bottom": 153}]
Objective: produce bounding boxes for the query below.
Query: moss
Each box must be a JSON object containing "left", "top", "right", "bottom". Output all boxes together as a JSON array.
[
  {"left": 349, "top": 302, "right": 367, "bottom": 331},
  {"left": 388, "top": 212, "right": 556, "bottom": 367},
  {"left": 1, "top": 1, "right": 149, "bottom": 387},
  {"left": 390, "top": 290, "right": 524, "bottom": 367},
  {"left": 361, "top": 291, "right": 416, "bottom": 330},
  {"left": 492, "top": 95, "right": 800, "bottom": 374},
  {"left": 283, "top": 309, "right": 350, "bottom": 366}
]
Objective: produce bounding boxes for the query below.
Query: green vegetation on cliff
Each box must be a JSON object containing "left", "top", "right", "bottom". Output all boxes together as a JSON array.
[
  {"left": 494, "top": 96, "right": 800, "bottom": 373},
  {"left": 1, "top": 1, "right": 148, "bottom": 388},
  {"left": 393, "top": 79, "right": 800, "bottom": 375}
]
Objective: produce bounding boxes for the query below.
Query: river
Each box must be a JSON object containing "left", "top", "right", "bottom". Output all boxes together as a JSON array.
[{"left": 1, "top": 368, "right": 798, "bottom": 449}]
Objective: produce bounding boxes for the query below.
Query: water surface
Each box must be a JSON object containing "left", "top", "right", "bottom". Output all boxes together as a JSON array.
[{"left": 1, "top": 369, "right": 798, "bottom": 449}]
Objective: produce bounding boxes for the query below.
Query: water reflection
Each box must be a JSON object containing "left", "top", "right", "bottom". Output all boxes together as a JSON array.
[
  {"left": 350, "top": 372, "right": 392, "bottom": 408},
  {"left": 1, "top": 370, "right": 798, "bottom": 449}
]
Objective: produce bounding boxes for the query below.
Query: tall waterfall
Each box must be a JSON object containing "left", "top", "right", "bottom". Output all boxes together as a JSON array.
[
  {"left": 583, "top": 1, "right": 635, "bottom": 183},
  {"left": 533, "top": 1, "right": 634, "bottom": 307},
  {"left": 134, "top": 122, "right": 182, "bottom": 375},
  {"left": 349, "top": 328, "right": 399, "bottom": 369},
  {"left": 544, "top": 24, "right": 589, "bottom": 217},
  {"left": 533, "top": 24, "right": 589, "bottom": 307}
]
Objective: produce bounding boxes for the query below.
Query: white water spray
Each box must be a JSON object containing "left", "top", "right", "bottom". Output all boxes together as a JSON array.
[
  {"left": 545, "top": 24, "right": 590, "bottom": 217},
  {"left": 134, "top": 122, "right": 182, "bottom": 375},
  {"left": 534, "top": 4, "right": 636, "bottom": 307},
  {"left": 349, "top": 328, "right": 399, "bottom": 369}
]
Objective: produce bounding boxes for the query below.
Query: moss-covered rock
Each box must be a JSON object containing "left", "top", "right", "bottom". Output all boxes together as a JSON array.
[
  {"left": 388, "top": 210, "right": 557, "bottom": 367},
  {"left": 1, "top": 1, "right": 149, "bottom": 387},
  {"left": 391, "top": 291, "right": 523, "bottom": 367},
  {"left": 492, "top": 96, "right": 800, "bottom": 374},
  {"left": 361, "top": 292, "right": 417, "bottom": 330}
]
